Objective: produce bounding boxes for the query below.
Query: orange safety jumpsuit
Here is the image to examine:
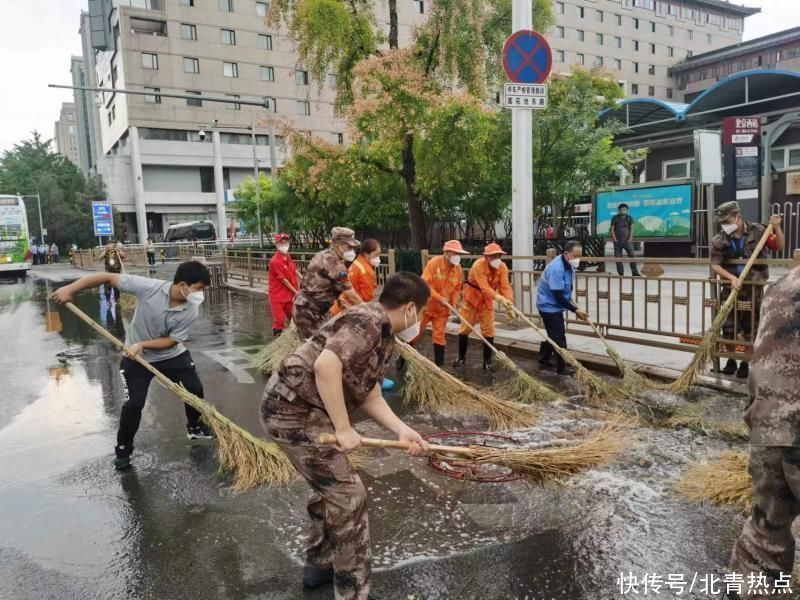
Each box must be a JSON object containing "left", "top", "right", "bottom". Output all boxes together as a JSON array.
[
  {"left": 459, "top": 257, "right": 513, "bottom": 338},
  {"left": 413, "top": 255, "right": 463, "bottom": 346},
  {"left": 330, "top": 254, "right": 377, "bottom": 316}
]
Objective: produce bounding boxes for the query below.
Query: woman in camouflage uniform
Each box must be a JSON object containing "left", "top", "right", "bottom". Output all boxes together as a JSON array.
[{"left": 261, "top": 272, "right": 429, "bottom": 600}]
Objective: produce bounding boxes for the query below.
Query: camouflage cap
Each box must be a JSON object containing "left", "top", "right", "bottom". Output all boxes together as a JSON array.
[
  {"left": 714, "top": 201, "right": 741, "bottom": 223},
  {"left": 330, "top": 227, "right": 360, "bottom": 247}
]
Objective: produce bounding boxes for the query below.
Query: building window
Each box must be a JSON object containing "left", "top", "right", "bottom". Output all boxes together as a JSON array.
[
  {"left": 634, "top": 62, "right": 639, "bottom": 73},
  {"left": 666, "top": 88, "right": 674, "bottom": 99},
  {"left": 663, "top": 158, "right": 695, "bottom": 180},
  {"left": 688, "top": 29, "right": 693, "bottom": 40},
  {"left": 267, "top": 97, "right": 277, "bottom": 113},
  {"left": 223, "top": 62, "right": 239, "bottom": 77},
  {"left": 633, "top": 40, "right": 639, "bottom": 51},
  {"left": 650, "top": 43, "right": 656, "bottom": 54},
  {"left": 648, "top": 64, "right": 655, "bottom": 75},
  {"left": 631, "top": 83, "right": 639, "bottom": 94},
  {"left": 416, "top": 0, "right": 424, "bottom": 14},
  {"left": 577, "top": 6, "right": 584, "bottom": 18},
  {"left": 260, "top": 66, "right": 275, "bottom": 81},
  {"left": 176, "top": 24, "right": 195, "bottom": 43},
  {"left": 650, "top": 21, "right": 656, "bottom": 33},
  {"left": 577, "top": 53, "right": 584, "bottom": 65},
  {"left": 186, "top": 91, "right": 202, "bottom": 107},
  {"left": 296, "top": 100, "right": 310, "bottom": 115},
  {"left": 706, "top": 33, "right": 712, "bottom": 44},
  {"left": 130, "top": 17, "right": 167, "bottom": 36},
  {"left": 769, "top": 146, "right": 800, "bottom": 171},
  {"left": 327, "top": 73, "right": 337, "bottom": 87},
  {"left": 333, "top": 133, "right": 344, "bottom": 145},
  {"left": 295, "top": 70, "right": 309, "bottom": 85},
  {"left": 179, "top": 0, "right": 194, "bottom": 5},
  {"left": 596, "top": 33, "right": 603, "bottom": 45},
  {"left": 200, "top": 167, "right": 215, "bottom": 193},
  {"left": 614, "top": 58, "right": 622, "bottom": 70},
  {"left": 633, "top": 18, "right": 639, "bottom": 29},
  {"left": 668, "top": 25, "right": 674, "bottom": 37},
  {"left": 256, "top": 1, "right": 268, "bottom": 16},
  {"left": 648, "top": 85, "right": 655, "bottom": 96},
  {"left": 597, "top": 9, "right": 603, "bottom": 22},
  {"left": 595, "top": 56, "right": 603, "bottom": 67},
  {"left": 577, "top": 30, "right": 584, "bottom": 42},
  {"left": 615, "top": 36, "right": 622, "bottom": 48},
  {"left": 556, "top": 2, "right": 564, "bottom": 14},
  {"left": 221, "top": 29, "right": 236, "bottom": 45},
  {"left": 219, "top": 0, "right": 233, "bottom": 12},
  {"left": 141, "top": 53, "right": 158, "bottom": 70},
  {"left": 668, "top": 46, "right": 674, "bottom": 57},
  {"left": 556, "top": 26, "right": 564, "bottom": 38},
  {"left": 226, "top": 94, "right": 241, "bottom": 110},
  {"left": 184, "top": 57, "right": 200, "bottom": 73},
  {"left": 144, "top": 87, "right": 161, "bottom": 103},
  {"left": 687, "top": 50, "right": 693, "bottom": 57},
  {"left": 258, "top": 34, "right": 272, "bottom": 50},
  {"left": 556, "top": 50, "right": 565, "bottom": 63},
  {"left": 615, "top": 13, "right": 622, "bottom": 26}
]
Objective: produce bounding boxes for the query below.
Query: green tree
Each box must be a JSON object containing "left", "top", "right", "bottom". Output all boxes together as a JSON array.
[
  {"left": 229, "top": 173, "right": 274, "bottom": 239},
  {"left": 532, "top": 68, "right": 628, "bottom": 234},
  {"left": 0, "top": 132, "right": 96, "bottom": 248}
]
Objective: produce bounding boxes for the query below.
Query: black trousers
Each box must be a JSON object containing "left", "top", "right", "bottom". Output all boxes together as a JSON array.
[
  {"left": 116, "top": 350, "right": 203, "bottom": 455},
  {"left": 146, "top": 251, "right": 156, "bottom": 266},
  {"left": 614, "top": 240, "right": 639, "bottom": 275},
  {"left": 539, "top": 311, "right": 568, "bottom": 370}
]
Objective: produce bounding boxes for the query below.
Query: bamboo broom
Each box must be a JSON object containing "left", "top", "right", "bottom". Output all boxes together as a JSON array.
[
  {"left": 62, "top": 301, "right": 295, "bottom": 491},
  {"left": 253, "top": 323, "right": 303, "bottom": 372},
  {"left": 116, "top": 251, "right": 138, "bottom": 316},
  {"left": 674, "top": 451, "right": 752, "bottom": 513},
  {"left": 395, "top": 340, "right": 538, "bottom": 430},
  {"left": 318, "top": 417, "right": 631, "bottom": 484},
  {"left": 666, "top": 224, "right": 774, "bottom": 395},
  {"left": 586, "top": 319, "right": 658, "bottom": 394},
  {"left": 508, "top": 305, "right": 633, "bottom": 407},
  {"left": 441, "top": 302, "right": 565, "bottom": 405}
]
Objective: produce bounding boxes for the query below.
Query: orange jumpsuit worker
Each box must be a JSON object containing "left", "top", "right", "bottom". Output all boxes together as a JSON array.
[
  {"left": 454, "top": 242, "right": 514, "bottom": 372},
  {"left": 411, "top": 239, "right": 468, "bottom": 367},
  {"left": 330, "top": 239, "right": 381, "bottom": 317}
]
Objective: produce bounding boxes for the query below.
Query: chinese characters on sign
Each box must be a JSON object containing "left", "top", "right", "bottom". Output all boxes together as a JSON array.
[
  {"left": 617, "top": 571, "right": 793, "bottom": 596},
  {"left": 723, "top": 116, "right": 761, "bottom": 145},
  {"left": 503, "top": 83, "right": 548, "bottom": 110},
  {"left": 92, "top": 201, "right": 114, "bottom": 237}
]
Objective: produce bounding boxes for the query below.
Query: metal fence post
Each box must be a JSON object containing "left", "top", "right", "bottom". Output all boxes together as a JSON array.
[
  {"left": 388, "top": 248, "right": 396, "bottom": 275},
  {"left": 794, "top": 248, "right": 800, "bottom": 266},
  {"left": 247, "top": 249, "right": 254, "bottom": 287},
  {"left": 222, "top": 246, "right": 229, "bottom": 283}
]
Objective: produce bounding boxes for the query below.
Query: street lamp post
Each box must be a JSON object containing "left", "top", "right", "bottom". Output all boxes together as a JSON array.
[{"left": 251, "top": 112, "right": 264, "bottom": 248}]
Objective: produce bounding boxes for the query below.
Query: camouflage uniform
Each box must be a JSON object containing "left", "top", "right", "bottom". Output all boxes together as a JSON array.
[
  {"left": 729, "top": 267, "right": 800, "bottom": 598},
  {"left": 293, "top": 228, "right": 360, "bottom": 339},
  {"left": 260, "top": 303, "right": 395, "bottom": 600}
]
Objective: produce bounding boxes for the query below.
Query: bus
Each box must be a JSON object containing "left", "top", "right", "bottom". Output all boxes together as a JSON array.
[
  {"left": 163, "top": 220, "right": 217, "bottom": 243},
  {"left": 0, "top": 195, "right": 32, "bottom": 276}
]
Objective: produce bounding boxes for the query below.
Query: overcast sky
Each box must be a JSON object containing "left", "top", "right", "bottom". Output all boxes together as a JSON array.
[{"left": 0, "top": 0, "right": 796, "bottom": 156}]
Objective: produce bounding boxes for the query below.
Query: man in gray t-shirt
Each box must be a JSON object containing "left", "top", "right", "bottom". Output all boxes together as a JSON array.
[
  {"left": 610, "top": 203, "right": 641, "bottom": 277},
  {"left": 53, "top": 261, "right": 214, "bottom": 470}
]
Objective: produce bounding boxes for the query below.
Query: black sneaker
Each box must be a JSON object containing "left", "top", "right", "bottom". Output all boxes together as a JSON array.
[
  {"left": 736, "top": 362, "right": 749, "bottom": 379},
  {"left": 114, "top": 455, "right": 132, "bottom": 471},
  {"left": 452, "top": 358, "right": 466, "bottom": 368},
  {"left": 187, "top": 424, "right": 215, "bottom": 440},
  {"left": 302, "top": 565, "right": 333, "bottom": 588},
  {"left": 722, "top": 358, "right": 738, "bottom": 375},
  {"left": 538, "top": 358, "right": 554, "bottom": 369}
]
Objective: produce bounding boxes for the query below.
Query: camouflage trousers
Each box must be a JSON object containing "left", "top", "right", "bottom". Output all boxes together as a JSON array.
[
  {"left": 261, "top": 384, "right": 371, "bottom": 600},
  {"left": 293, "top": 293, "right": 331, "bottom": 339},
  {"left": 720, "top": 283, "right": 763, "bottom": 343},
  {"left": 729, "top": 446, "right": 800, "bottom": 598}
]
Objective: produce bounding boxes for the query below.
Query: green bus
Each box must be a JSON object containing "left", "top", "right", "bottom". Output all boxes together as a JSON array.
[{"left": 0, "top": 195, "right": 32, "bottom": 276}]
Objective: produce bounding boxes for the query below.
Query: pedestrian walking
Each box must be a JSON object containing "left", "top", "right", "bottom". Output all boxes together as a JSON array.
[
  {"left": 292, "top": 227, "right": 363, "bottom": 339},
  {"left": 102, "top": 241, "right": 125, "bottom": 301},
  {"left": 453, "top": 242, "right": 514, "bottom": 372},
  {"left": 268, "top": 233, "right": 299, "bottom": 338},
  {"left": 146, "top": 239, "right": 156, "bottom": 266},
  {"left": 610, "top": 203, "right": 641, "bottom": 276},
  {"left": 727, "top": 266, "right": 800, "bottom": 599},
  {"left": 261, "top": 272, "right": 429, "bottom": 600},
  {"left": 536, "top": 240, "right": 589, "bottom": 376},
  {"left": 51, "top": 261, "right": 215, "bottom": 471},
  {"left": 30, "top": 240, "right": 39, "bottom": 265},
  {"left": 710, "top": 202, "right": 784, "bottom": 379},
  {"left": 331, "top": 239, "right": 381, "bottom": 317},
  {"left": 49, "top": 242, "right": 59, "bottom": 263},
  {"left": 38, "top": 242, "right": 48, "bottom": 265},
  {"left": 410, "top": 239, "right": 468, "bottom": 367}
]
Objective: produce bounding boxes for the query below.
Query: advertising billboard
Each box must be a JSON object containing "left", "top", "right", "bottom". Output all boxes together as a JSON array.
[{"left": 595, "top": 182, "right": 693, "bottom": 241}]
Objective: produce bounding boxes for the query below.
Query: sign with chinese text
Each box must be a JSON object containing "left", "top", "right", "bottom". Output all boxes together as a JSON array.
[
  {"left": 503, "top": 83, "right": 548, "bottom": 110},
  {"left": 595, "top": 183, "right": 693, "bottom": 241}
]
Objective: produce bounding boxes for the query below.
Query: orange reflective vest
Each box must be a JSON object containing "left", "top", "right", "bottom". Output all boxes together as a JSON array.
[
  {"left": 421, "top": 255, "right": 462, "bottom": 317},
  {"left": 463, "top": 257, "right": 513, "bottom": 311}
]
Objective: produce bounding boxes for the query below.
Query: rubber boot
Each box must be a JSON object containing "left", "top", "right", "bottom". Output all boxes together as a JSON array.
[
  {"left": 736, "top": 361, "right": 749, "bottom": 379},
  {"left": 302, "top": 565, "right": 334, "bottom": 588},
  {"left": 556, "top": 354, "right": 575, "bottom": 376},
  {"left": 273, "top": 328, "right": 282, "bottom": 338},
  {"left": 452, "top": 334, "right": 469, "bottom": 368},
  {"left": 433, "top": 344, "right": 445, "bottom": 367},
  {"left": 722, "top": 358, "right": 737, "bottom": 375},
  {"left": 538, "top": 342, "right": 553, "bottom": 368},
  {"left": 483, "top": 337, "right": 495, "bottom": 372}
]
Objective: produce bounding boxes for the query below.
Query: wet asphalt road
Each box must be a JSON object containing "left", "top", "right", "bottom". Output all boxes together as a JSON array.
[{"left": 0, "top": 267, "right": 771, "bottom": 600}]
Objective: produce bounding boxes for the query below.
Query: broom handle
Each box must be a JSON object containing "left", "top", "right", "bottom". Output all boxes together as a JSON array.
[
  {"left": 317, "top": 433, "right": 476, "bottom": 456},
  {"left": 442, "top": 302, "right": 502, "bottom": 354},
  {"left": 63, "top": 301, "right": 178, "bottom": 388},
  {"left": 508, "top": 304, "right": 562, "bottom": 349},
  {"left": 715, "top": 223, "right": 774, "bottom": 315}
]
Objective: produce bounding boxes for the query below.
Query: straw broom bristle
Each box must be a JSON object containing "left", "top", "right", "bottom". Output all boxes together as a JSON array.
[
  {"left": 253, "top": 325, "right": 302, "bottom": 372},
  {"left": 397, "top": 341, "right": 538, "bottom": 430},
  {"left": 493, "top": 352, "right": 565, "bottom": 405},
  {"left": 665, "top": 403, "right": 749, "bottom": 441},
  {"left": 452, "top": 418, "right": 632, "bottom": 484},
  {"left": 675, "top": 451, "right": 752, "bottom": 513},
  {"left": 119, "top": 293, "right": 137, "bottom": 318}
]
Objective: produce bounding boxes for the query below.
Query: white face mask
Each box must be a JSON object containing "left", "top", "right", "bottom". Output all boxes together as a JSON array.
[
  {"left": 369, "top": 256, "right": 381, "bottom": 267},
  {"left": 182, "top": 285, "right": 205, "bottom": 306},
  {"left": 449, "top": 255, "right": 461, "bottom": 266},
  {"left": 489, "top": 258, "right": 502, "bottom": 269},
  {"left": 397, "top": 306, "right": 420, "bottom": 342},
  {"left": 343, "top": 249, "right": 357, "bottom": 262},
  {"left": 277, "top": 244, "right": 290, "bottom": 254},
  {"left": 568, "top": 257, "right": 581, "bottom": 269},
  {"left": 721, "top": 222, "right": 738, "bottom": 235}
]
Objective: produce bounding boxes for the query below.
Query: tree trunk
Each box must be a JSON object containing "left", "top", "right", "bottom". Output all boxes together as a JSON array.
[
  {"left": 401, "top": 132, "right": 426, "bottom": 250},
  {"left": 388, "top": 0, "right": 398, "bottom": 50}
]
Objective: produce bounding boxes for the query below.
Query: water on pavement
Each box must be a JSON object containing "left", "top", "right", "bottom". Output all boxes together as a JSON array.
[{"left": 0, "top": 268, "right": 760, "bottom": 599}]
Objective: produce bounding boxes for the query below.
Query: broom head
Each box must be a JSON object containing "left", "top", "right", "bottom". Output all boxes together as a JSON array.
[
  {"left": 253, "top": 326, "right": 302, "bottom": 372},
  {"left": 675, "top": 451, "right": 751, "bottom": 513}
]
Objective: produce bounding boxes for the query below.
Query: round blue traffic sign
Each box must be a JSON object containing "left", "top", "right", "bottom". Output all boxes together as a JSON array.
[{"left": 502, "top": 30, "right": 552, "bottom": 84}]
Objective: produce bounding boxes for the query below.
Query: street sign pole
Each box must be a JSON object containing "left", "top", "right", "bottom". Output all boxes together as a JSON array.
[{"left": 511, "top": 1, "right": 534, "bottom": 311}]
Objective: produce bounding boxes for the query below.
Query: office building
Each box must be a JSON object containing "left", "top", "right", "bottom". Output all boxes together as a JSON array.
[{"left": 54, "top": 102, "right": 80, "bottom": 165}]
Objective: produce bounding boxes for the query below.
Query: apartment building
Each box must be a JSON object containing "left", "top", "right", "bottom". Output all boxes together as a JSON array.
[
  {"left": 81, "top": 0, "right": 426, "bottom": 241},
  {"left": 548, "top": 0, "right": 758, "bottom": 101},
  {"left": 54, "top": 102, "right": 80, "bottom": 166}
]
